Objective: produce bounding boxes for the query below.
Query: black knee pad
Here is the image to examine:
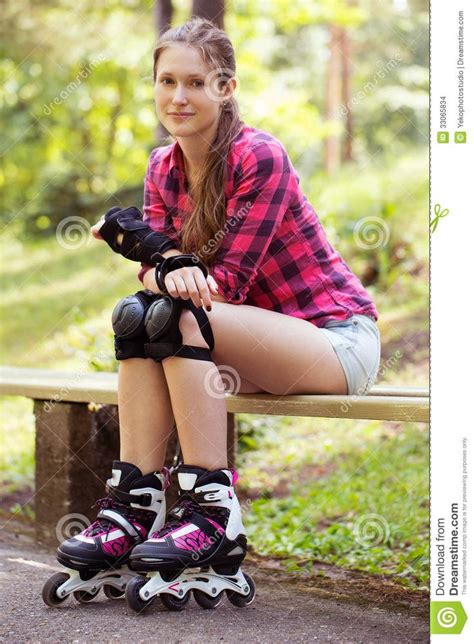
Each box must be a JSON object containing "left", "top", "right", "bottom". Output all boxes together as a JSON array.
[
  {"left": 144, "top": 296, "right": 215, "bottom": 362},
  {"left": 111, "top": 290, "right": 158, "bottom": 360}
]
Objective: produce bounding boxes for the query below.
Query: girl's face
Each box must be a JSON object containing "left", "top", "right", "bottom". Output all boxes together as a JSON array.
[{"left": 154, "top": 44, "right": 234, "bottom": 142}]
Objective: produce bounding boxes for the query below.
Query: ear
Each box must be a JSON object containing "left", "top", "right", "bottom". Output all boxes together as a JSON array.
[{"left": 223, "top": 77, "right": 237, "bottom": 100}]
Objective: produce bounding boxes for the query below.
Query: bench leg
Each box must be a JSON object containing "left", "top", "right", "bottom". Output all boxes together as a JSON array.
[{"left": 34, "top": 401, "right": 119, "bottom": 547}]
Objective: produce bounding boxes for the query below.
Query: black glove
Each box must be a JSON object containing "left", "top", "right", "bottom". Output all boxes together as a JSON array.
[{"left": 99, "top": 206, "right": 176, "bottom": 264}]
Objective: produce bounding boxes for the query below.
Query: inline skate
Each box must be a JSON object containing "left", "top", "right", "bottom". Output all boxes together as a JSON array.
[
  {"left": 42, "top": 460, "right": 168, "bottom": 607},
  {"left": 126, "top": 464, "right": 255, "bottom": 612}
]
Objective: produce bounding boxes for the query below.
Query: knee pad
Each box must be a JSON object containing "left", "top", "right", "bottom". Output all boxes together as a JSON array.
[
  {"left": 111, "top": 290, "right": 158, "bottom": 360},
  {"left": 144, "top": 296, "right": 215, "bottom": 363}
]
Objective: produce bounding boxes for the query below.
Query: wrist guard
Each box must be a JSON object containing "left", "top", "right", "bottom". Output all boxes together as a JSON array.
[
  {"left": 155, "top": 254, "right": 208, "bottom": 294},
  {"left": 100, "top": 206, "right": 176, "bottom": 265}
]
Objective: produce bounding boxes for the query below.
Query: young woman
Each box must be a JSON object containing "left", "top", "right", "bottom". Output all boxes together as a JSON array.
[{"left": 45, "top": 17, "right": 380, "bottom": 610}]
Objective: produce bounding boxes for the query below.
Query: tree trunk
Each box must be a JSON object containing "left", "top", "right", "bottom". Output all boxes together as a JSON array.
[
  {"left": 341, "top": 28, "right": 354, "bottom": 162},
  {"left": 155, "top": 0, "right": 173, "bottom": 35},
  {"left": 325, "top": 24, "right": 343, "bottom": 175},
  {"left": 192, "top": 0, "right": 225, "bottom": 29}
]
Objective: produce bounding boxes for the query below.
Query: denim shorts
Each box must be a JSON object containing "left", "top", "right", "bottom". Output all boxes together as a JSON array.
[{"left": 319, "top": 314, "right": 381, "bottom": 395}]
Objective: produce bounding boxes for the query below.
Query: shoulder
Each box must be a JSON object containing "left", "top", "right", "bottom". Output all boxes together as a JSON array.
[
  {"left": 229, "top": 125, "right": 294, "bottom": 183},
  {"left": 146, "top": 143, "right": 175, "bottom": 178},
  {"left": 231, "top": 125, "right": 289, "bottom": 161}
]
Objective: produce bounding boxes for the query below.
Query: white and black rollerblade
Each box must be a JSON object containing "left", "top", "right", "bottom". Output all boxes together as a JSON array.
[
  {"left": 126, "top": 464, "right": 255, "bottom": 612},
  {"left": 42, "top": 461, "right": 168, "bottom": 607}
]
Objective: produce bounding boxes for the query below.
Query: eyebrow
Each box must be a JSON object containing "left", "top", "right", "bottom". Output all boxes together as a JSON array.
[{"left": 158, "top": 71, "right": 204, "bottom": 78}]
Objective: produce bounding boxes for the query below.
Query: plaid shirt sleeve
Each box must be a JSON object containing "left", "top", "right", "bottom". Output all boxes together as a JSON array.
[
  {"left": 137, "top": 151, "right": 175, "bottom": 284},
  {"left": 209, "top": 142, "right": 296, "bottom": 304}
]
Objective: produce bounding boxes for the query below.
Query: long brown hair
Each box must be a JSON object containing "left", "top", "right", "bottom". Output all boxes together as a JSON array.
[{"left": 153, "top": 17, "right": 243, "bottom": 265}]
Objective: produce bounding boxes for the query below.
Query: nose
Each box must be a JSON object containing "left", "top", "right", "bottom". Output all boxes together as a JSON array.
[{"left": 172, "top": 84, "right": 188, "bottom": 105}]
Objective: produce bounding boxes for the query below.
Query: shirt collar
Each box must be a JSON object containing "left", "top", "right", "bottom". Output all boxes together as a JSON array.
[{"left": 169, "top": 142, "right": 184, "bottom": 177}]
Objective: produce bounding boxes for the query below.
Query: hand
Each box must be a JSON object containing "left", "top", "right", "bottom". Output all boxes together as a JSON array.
[
  {"left": 91, "top": 217, "right": 105, "bottom": 240},
  {"left": 91, "top": 217, "right": 123, "bottom": 246},
  {"left": 145, "top": 266, "right": 219, "bottom": 310}
]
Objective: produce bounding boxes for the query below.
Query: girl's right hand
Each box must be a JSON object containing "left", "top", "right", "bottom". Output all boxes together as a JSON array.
[
  {"left": 143, "top": 267, "right": 219, "bottom": 310},
  {"left": 91, "top": 217, "right": 105, "bottom": 240}
]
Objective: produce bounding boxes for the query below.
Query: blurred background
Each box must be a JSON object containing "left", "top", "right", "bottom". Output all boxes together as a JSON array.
[{"left": 1, "top": 0, "right": 428, "bottom": 590}]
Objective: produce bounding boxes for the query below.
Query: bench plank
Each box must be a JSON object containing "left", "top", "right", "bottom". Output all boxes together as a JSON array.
[
  {"left": 1, "top": 366, "right": 428, "bottom": 423},
  {"left": 225, "top": 393, "right": 428, "bottom": 423}
]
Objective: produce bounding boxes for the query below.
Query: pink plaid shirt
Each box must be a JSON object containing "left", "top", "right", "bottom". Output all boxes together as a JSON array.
[{"left": 138, "top": 124, "right": 378, "bottom": 327}]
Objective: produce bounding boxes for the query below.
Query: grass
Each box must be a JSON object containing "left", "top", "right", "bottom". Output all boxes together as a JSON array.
[
  {"left": 237, "top": 416, "right": 428, "bottom": 589},
  {"left": 0, "top": 396, "right": 35, "bottom": 496}
]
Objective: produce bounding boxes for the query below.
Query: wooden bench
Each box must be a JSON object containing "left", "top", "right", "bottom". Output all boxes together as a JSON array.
[{"left": 0, "top": 366, "right": 428, "bottom": 546}]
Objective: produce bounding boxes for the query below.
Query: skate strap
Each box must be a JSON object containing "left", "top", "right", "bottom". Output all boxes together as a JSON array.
[
  {"left": 145, "top": 342, "right": 213, "bottom": 362},
  {"left": 192, "top": 485, "right": 231, "bottom": 504},
  {"left": 107, "top": 485, "right": 153, "bottom": 507},
  {"left": 165, "top": 503, "right": 225, "bottom": 537},
  {"left": 97, "top": 509, "right": 143, "bottom": 542}
]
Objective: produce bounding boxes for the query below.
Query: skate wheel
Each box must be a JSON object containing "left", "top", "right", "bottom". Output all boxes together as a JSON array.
[
  {"left": 161, "top": 591, "right": 190, "bottom": 611},
  {"left": 42, "top": 572, "right": 70, "bottom": 607},
  {"left": 226, "top": 573, "right": 256, "bottom": 607},
  {"left": 125, "top": 576, "right": 154, "bottom": 613},
  {"left": 73, "top": 588, "right": 100, "bottom": 603},
  {"left": 193, "top": 589, "right": 224, "bottom": 609},
  {"left": 103, "top": 584, "right": 125, "bottom": 600}
]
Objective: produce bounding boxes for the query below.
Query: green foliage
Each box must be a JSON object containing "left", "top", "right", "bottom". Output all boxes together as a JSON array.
[
  {"left": 309, "top": 152, "right": 428, "bottom": 290},
  {"left": 241, "top": 421, "right": 429, "bottom": 588},
  {"left": 1, "top": 0, "right": 428, "bottom": 238},
  {"left": 0, "top": 396, "right": 35, "bottom": 495}
]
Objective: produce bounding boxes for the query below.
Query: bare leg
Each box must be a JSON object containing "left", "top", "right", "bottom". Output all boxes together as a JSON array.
[
  {"left": 204, "top": 302, "right": 348, "bottom": 395},
  {"left": 118, "top": 358, "right": 175, "bottom": 474},
  {"left": 161, "top": 302, "right": 347, "bottom": 471},
  {"left": 161, "top": 356, "right": 229, "bottom": 471}
]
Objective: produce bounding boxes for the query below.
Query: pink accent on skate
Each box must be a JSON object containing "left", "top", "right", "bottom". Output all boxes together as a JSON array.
[
  {"left": 231, "top": 470, "right": 238, "bottom": 486},
  {"left": 174, "top": 528, "right": 213, "bottom": 552},
  {"left": 160, "top": 467, "right": 172, "bottom": 490},
  {"left": 132, "top": 522, "right": 148, "bottom": 538},
  {"left": 102, "top": 535, "right": 132, "bottom": 557}
]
